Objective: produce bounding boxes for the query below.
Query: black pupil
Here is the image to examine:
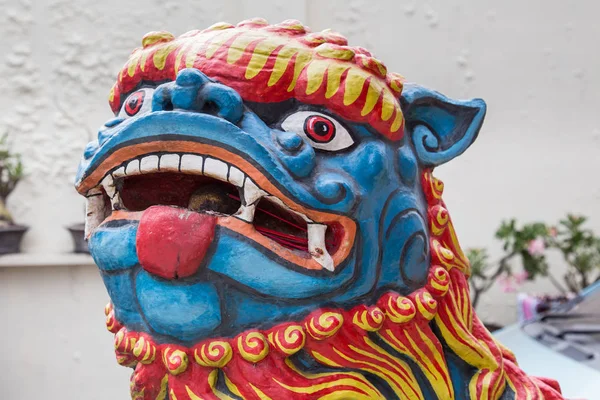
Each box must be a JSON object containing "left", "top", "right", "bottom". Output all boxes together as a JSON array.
[
  {"left": 314, "top": 121, "right": 329, "bottom": 136},
  {"left": 128, "top": 97, "right": 139, "bottom": 108}
]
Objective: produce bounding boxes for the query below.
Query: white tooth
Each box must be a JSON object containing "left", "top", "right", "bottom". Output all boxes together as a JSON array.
[
  {"left": 140, "top": 155, "right": 159, "bottom": 173},
  {"left": 101, "top": 175, "right": 116, "bottom": 198},
  {"left": 125, "top": 159, "right": 140, "bottom": 176},
  {"left": 234, "top": 203, "right": 256, "bottom": 222},
  {"left": 308, "top": 223, "right": 334, "bottom": 272},
  {"left": 85, "top": 189, "right": 106, "bottom": 237},
  {"left": 180, "top": 154, "right": 203, "bottom": 173},
  {"left": 243, "top": 178, "right": 266, "bottom": 205},
  {"left": 265, "top": 195, "right": 313, "bottom": 223},
  {"left": 159, "top": 154, "right": 180, "bottom": 172},
  {"left": 87, "top": 187, "right": 103, "bottom": 196},
  {"left": 110, "top": 192, "right": 123, "bottom": 211},
  {"left": 204, "top": 157, "right": 228, "bottom": 181},
  {"left": 228, "top": 166, "right": 245, "bottom": 187},
  {"left": 112, "top": 166, "right": 126, "bottom": 179}
]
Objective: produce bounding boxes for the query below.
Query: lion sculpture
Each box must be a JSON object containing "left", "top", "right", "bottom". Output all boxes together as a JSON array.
[{"left": 75, "top": 18, "right": 564, "bottom": 400}]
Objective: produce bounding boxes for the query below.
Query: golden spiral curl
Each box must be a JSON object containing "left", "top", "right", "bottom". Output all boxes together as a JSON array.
[
  {"left": 114, "top": 328, "right": 138, "bottom": 367},
  {"left": 267, "top": 324, "right": 306, "bottom": 355},
  {"left": 104, "top": 302, "right": 123, "bottom": 333},
  {"left": 379, "top": 293, "right": 416, "bottom": 324},
  {"left": 415, "top": 291, "right": 438, "bottom": 320},
  {"left": 132, "top": 335, "right": 157, "bottom": 364},
  {"left": 104, "top": 302, "right": 112, "bottom": 316},
  {"left": 352, "top": 306, "right": 385, "bottom": 332},
  {"left": 430, "top": 205, "right": 449, "bottom": 235},
  {"left": 162, "top": 347, "right": 189, "bottom": 375},
  {"left": 426, "top": 265, "right": 451, "bottom": 298},
  {"left": 431, "top": 240, "right": 457, "bottom": 270},
  {"left": 193, "top": 340, "right": 233, "bottom": 368},
  {"left": 305, "top": 311, "right": 344, "bottom": 340},
  {"left": 237, "top": 331, "right": 270, "bottom": 363},
  {"left": 114, "top": 328, "right": 138, "bottom": 353},
  {"left": 431, "top": 175, "right": 444, "bottom": 198}
]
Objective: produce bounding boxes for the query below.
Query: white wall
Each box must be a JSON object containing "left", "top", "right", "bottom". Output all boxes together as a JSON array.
[{"left": 1, "top": 0, "right": 598, "bottom": 398}]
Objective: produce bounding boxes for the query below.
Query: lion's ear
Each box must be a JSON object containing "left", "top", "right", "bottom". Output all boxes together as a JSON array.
[{"left": 401, "top": 84, "right": 486, "bottom": 167}]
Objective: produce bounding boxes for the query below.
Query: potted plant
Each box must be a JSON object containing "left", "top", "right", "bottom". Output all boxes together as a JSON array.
[
  {"left": 67, "top": 220, "right": 88, "bottom": 253},
  {"left": 0, "top": 134, "right": 26, "bottom": 254},
  {"left": 467, "top": 214, "right": 600, "bottom": 327}
]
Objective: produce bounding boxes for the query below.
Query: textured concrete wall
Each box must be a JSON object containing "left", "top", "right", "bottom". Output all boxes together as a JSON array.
[{"left": 1, "top": 1, "right": 599, "bottom": 398}]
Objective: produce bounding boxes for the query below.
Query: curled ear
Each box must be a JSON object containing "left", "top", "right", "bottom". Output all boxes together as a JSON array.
[{"left": 401, "top": 84, "right": 486, "bottom": 167}]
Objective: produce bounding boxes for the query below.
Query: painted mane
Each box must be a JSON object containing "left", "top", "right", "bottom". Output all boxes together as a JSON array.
[
  {"left": 109, "top": 18, "right": 404, "bottom": 140},
  {"left": 107, "top": 171, "right": 562, "bottom": 400}
]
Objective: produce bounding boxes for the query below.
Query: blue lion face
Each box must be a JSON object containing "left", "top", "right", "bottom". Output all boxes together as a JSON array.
[{"left": 75, "top": 68, "right": 485, "bottom": 344}]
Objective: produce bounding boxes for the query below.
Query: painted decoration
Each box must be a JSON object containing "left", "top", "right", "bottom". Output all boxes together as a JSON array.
[{"left": 75, "top": 19, "right": 564, "bottom": 400}]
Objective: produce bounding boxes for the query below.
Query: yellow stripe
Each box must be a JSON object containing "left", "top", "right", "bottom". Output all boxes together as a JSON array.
[
  {"left": 185, "top": 385, "right": 205, "bottom": 400},
  {"left": 353, "top": 338, "right": 414, "bottom": 379},
  {"left": 245, "top": 40, "right": 281, "bottom": 79},
  {"left": 305, "top": 60, "right": 327, "bottom": 95},
  {"left": 274, "top": 376, "right": 376, "bottom": 398},
  {"left": 288, "top": 52, "right": 313, "bottom": 92},
  {"left": 405, "top": 328, "right": 454, "bottom": 399},
  {"left": 435, "top": 307, "right": 496, "bottom": 369},
  {"left": 153, "top": 43, "right": 180, "bottom": 71},
  {"left": 381, "top": 90, "right": 395, "bottom": 121},
  {"left": 390, "top": 108, "right": 403, "bottom": 133},
  {"left": 155, "top": 375, "right": 168, "bottom": 400},
  {"left": 127, "top": 53, "right": 141, "bottom": 77},
  {"left": 332, "top": 347, "right": 423, "bottom": 400},
  {"left": 227, "top": 33, "right": 261, "bottom": 64},
  {"left": 184, "top": 40, "right": 205, "bottom": 68},
  {"left": 380, "top": 329, "right": 443, "bottom": 393},
  {"left": 249, "top": 384, "right": 272, "bottom": 399},
  {"left": 285, "top": 357, "right": 381, "bottom": 398},
  {"left": 415, "top": 325, "right": 453, "bottom": 388},
  {"left": 311, "top": 350, "right": 344, "bottom": 368},
  {"left": 325, "top": 64, "right": 349, "bottom": 99},
  {"left": 223, "top": 373, "right": 245, "bottom": 399},
  {"left": 267, "top": 45, "right": 297, "bottom": 86},
  {"left": 361, "top": 80, "right": 381, "bottom": 116},
  {"left": 205, "top": 30, "right": 240, "bottom": 59},
  {"left": 343, "top": 68, "right": 367, "bottom": 106}
]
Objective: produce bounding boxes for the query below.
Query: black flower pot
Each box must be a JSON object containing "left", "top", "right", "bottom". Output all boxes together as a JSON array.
[
  {"left": 0, "top": 225, "right": 28, "bottom": 255},
  {"left": 68, "top": 223, "right": 89, "bottom": 254}
]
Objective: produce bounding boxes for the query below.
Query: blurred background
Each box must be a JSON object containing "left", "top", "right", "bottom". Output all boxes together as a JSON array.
[{"left": 1, "top": 0, "right": 599, "bottom": 398}]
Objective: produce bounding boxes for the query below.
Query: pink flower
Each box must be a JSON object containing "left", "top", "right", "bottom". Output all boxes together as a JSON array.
[
  {"left": 513, "top": 271, "right": 529, "bottom": 285},
  {"left": 548, "top": 226, "right": 558, "bottom": 237},
  {"left": 527, "top": 237, "right": 545, "bottom": 256},
  {"left": 498, "top": 273, "right": 516, "bottom": 293}
]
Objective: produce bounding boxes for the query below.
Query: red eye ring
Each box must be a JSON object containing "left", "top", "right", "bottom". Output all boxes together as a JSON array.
[
  {"left": 304, "top": 115, "right": 336, "bottom": 143},
  {"left": 124, "top": 91, "right": 145, "bottom": 116}
]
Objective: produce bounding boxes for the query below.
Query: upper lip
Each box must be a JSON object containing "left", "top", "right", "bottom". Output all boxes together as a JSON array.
[{"left": 78, "top": 140, "right": 356, "bottom": 272}]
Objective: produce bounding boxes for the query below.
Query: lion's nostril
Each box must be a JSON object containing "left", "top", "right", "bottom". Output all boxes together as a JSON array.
[{"left": 151, "top": 69, "right": 244, "bottom": 124}]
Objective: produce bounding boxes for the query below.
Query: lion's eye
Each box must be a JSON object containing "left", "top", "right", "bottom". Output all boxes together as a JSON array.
[
  {"left": 119, "top": 88, "right": 154, "bottom": 118},
  {"left": 281, "top": 111, "right": 354, "bottom": 151}
]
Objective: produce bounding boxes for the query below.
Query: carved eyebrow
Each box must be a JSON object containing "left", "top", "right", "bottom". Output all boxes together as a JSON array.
[{"left": 244, "top": 99, "right": 298, "bottom": 126}]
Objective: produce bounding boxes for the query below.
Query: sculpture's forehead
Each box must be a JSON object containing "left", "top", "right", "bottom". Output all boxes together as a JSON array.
[{"left": 110, "top": 19, "right": 406, "bottom": 140}]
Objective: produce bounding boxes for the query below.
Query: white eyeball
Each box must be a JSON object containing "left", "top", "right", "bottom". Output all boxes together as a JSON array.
[
  {"left": 118, "top": 88, "right": 154, "bottom": 118},
  {"left": 281, "top": 111, "right": 354, "bottom": 151}
]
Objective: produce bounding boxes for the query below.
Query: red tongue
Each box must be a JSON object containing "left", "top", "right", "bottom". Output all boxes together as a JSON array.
[{"left": 136, "top": 205, "right": 217, "bottom": 279}]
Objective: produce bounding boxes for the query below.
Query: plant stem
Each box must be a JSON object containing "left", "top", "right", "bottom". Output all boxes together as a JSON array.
[{"left": 481, "top": 251, "right": 518, "bottom": 293}]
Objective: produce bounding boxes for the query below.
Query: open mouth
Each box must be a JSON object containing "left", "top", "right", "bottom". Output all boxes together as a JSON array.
[{"left": 82, "top": 145, "right": 355, "bottom": 272}]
